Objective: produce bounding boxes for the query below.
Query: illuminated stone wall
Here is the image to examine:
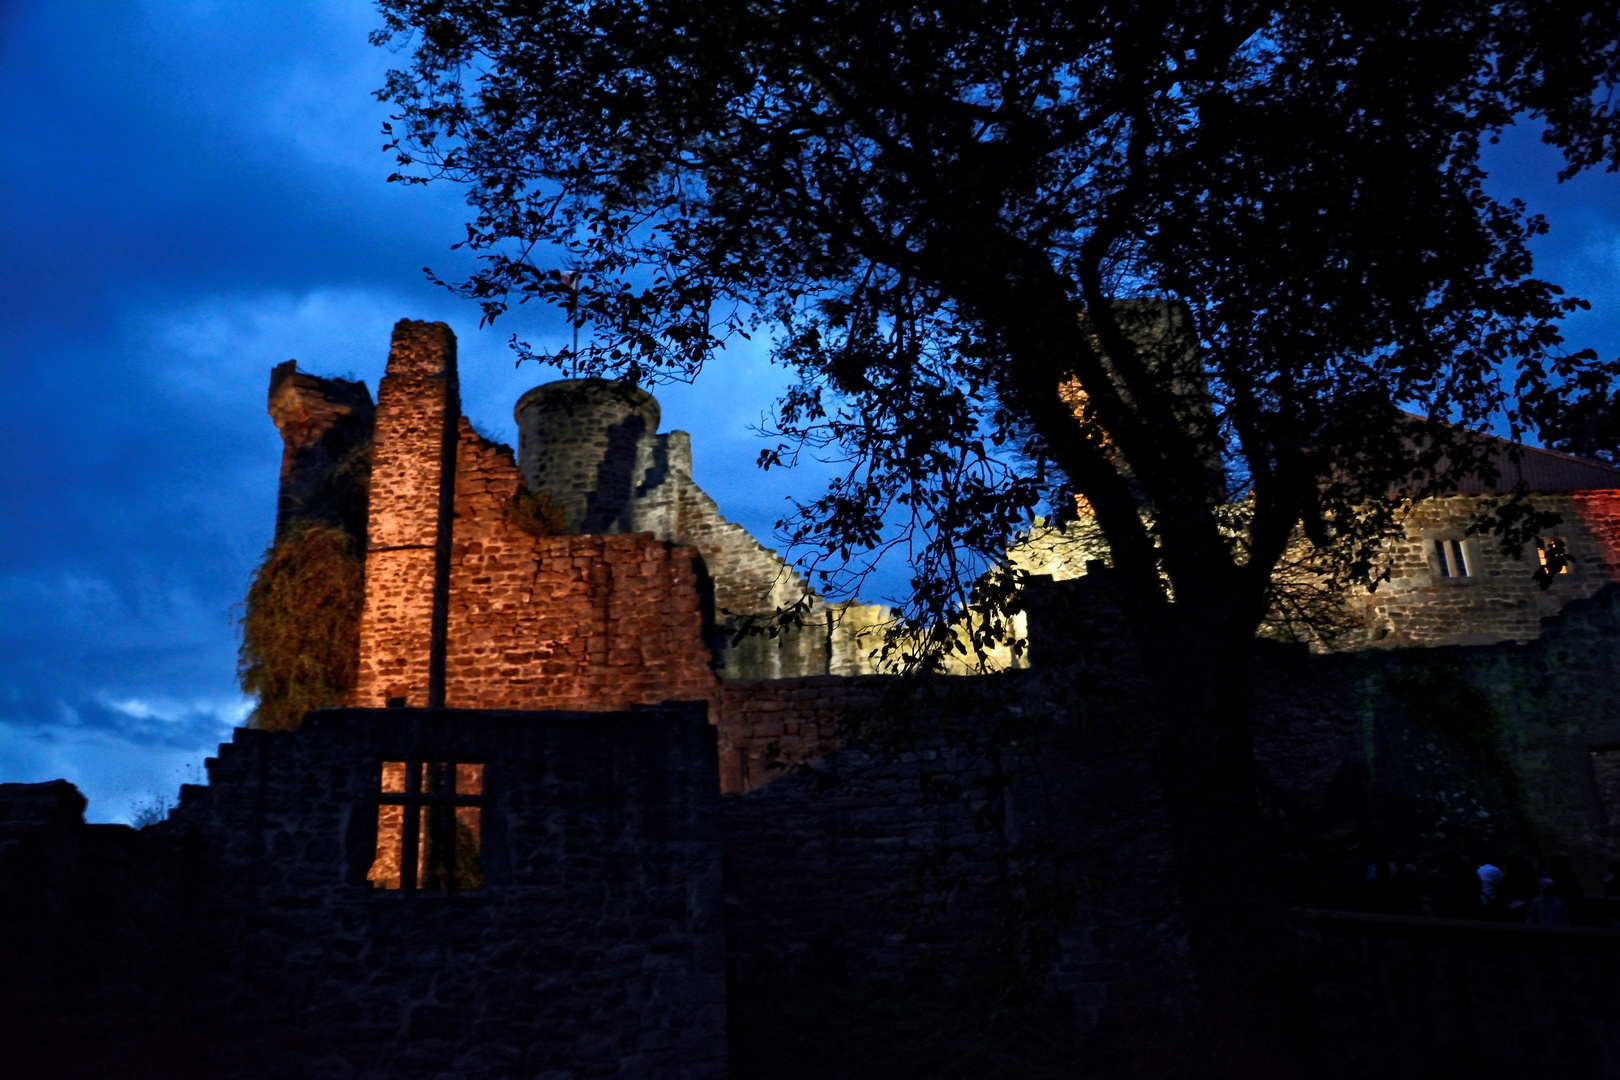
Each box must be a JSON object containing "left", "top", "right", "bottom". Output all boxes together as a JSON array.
[
  {"left": 352, "top": 320, "right": 460, "bottom": 708},
  {"left": 1351, "top": 490, "right": 1620, "bottom": 647},
  {"left": 440, "top": 419, "right": 721, "bottom": 714},
  {"left": 335, "top": 323, "right": 890, "bottom": 724}
]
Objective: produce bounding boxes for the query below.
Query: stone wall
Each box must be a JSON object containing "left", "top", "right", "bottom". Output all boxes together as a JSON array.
[
  {"left": 265, "top": 360, "right": 374, "bottom": 534},
  {"left": 714, "top": 675, "right": 885, "bottom": 794},
  {"left": 444, "top": 419, "right": 720, "bottom": 713},
  {"left": 0, "top": 706, "right": 726, "bottom": 1080},
  {"left": 1353, "top": 490, "right": 1620, "bottom": 647},
  {"left": 343, "top": 330, "right": 892, "bottom": 718},
  {"left": 353, "top": 320, "right": 460, "bottom": 708},
  {"left": 1182, "top": 584, "right": 1620, "bottom": 894},
  {"left": 513, "top": 376, "right": 892, "bottom": 678},
  {"left": 1006, "top": 489, "right": 1620, "bottom": 652},
  {"left": 718, "top": 669, "right": 1195, "bottom": 1026}
]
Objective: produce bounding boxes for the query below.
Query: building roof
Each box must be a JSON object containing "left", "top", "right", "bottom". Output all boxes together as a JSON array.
[{"left": 1446, "top": 433, "right": 1620, "bottom": 493}]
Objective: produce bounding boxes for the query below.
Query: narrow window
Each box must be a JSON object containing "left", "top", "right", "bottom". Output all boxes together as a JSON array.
[
  {"left": 367, "top": 760, "right": 484, "bottom": 890},
  {"left": 1435, "top": 539, "right": 1469, "bottom": 579}
]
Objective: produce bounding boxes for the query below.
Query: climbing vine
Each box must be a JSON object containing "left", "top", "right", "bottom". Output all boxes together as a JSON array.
[
  {"left": 504, "top": 487, "right": 568, "bottom": 538},
  {"left": 239, "top": 438, "right": 372, "bottom": 730},
  {"left": 238, "top": 524, "right": 366, "bottom": 731}
]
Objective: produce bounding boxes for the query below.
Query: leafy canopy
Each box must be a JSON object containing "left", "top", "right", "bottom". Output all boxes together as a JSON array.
[{"left": 373, "top": 0, "right": 1620, "bottom": 654}]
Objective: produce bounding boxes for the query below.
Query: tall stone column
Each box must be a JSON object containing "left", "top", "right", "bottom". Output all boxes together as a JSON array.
[{"left": 353, "top": 320, "right": 460, "bottom": 708}]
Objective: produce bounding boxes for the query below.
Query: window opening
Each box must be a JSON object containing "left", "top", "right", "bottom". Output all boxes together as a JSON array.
[
  {"left": 367, "top": 760, "right": 484, "bottom": 890},
  {"left": 1536, "top": 536, "right": 1570, "bottom": 574},
  {"left": 1435, "top": 539, "right": 1470, "bottom": 579}
]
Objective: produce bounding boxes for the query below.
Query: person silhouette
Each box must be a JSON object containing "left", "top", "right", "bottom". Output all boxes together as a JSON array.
[{"left": 1527, "top": 878, "right": 1569, "bottom": 926}]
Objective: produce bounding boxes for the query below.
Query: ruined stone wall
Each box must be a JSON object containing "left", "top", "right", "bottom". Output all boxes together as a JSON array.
[
  {"left": 713, "top": 675, "right": 885, "bottom": 794},
  {"left": 513, "top": 376, "right": 893, "bottom": 678},
  {"left": 1006, "top": 490, "right": 1620, "bottom": 652},
  {"left": 1241, "top": 583, "right": 1620, "bottom": 891},
  {"left": 353, "top": 321, "right": 459, "bottom": 708},
  {"left": 625, "top": 455, "right": 892, "bottom": 680},
  {"left": 442, "top": 419, "right": 720, "bottom": 713},
  {"left": 266, "top": 360, "right": 374, "bottom": 534},
  {"left": 0, "top": 707, "right": 727, "bottom": 1080},
  {"left": 719, "top": 669, "right": 1195, "bottom": 1026},
  {"left": 344, "top": 337, "right": 894, "bottom": 716}
]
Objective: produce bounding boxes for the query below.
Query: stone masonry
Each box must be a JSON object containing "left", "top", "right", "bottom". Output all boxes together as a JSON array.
[
  {"left": 1010, "top": 468, "right": 1620, "bottom": 652},
  {"left": 265, "top": 359, "right": 374, "bottom": 534},
  {"left": 354, "top": 321, "right": 460, "bottom": 708},
  {"left": 446, "top": 419, "right": 719, "bottom": 713},
  {"left": 513, "top": 378, "right": 891, "bottom": 678},
  {"left": 1356, "top": 489, "right": 1620, "bottom": 646},
  {"left": 341, "top": 323, "right": 888, "bottom": 724},
  {"left": 0, "top": 705, "right": 727, "bottom": 1080}
]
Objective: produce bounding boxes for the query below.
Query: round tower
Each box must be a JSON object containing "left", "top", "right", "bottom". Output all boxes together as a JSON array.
[{"left": 514, "top": 378, "right": 662, "bottom": 534}]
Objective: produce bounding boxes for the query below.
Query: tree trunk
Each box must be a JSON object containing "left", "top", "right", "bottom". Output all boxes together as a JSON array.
[{"left": 1143, "top": 611, "right": 1311, "bottom": 1078}]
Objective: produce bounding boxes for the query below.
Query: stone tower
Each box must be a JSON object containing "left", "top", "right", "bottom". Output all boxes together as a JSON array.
[
  {"left": 513, "top": 378, "right": 678, "bottom": 534},
  {"left": 513, "top": 376, "right": 890, "bottom": 678},
  {"left": 265, "top": 360, "right": 374, "bottom": 535}
]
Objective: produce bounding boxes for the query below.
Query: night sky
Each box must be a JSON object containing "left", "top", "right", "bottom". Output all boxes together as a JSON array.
[{"left": 2, "top": 1, "right": 1617, "bottom": 822}]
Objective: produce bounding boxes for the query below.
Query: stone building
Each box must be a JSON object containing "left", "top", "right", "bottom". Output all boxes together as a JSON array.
[
  {"left": 1350, "top": 446, "right": 1620, "bottom": 646},
  {"left": 249, "top": 317, "right": 1620, "bottom": 887},
  {"left": 266, "top": 319, "right": 894, "bottom": 793},
  {"left": 1011, "top": 437, "right": 1620, "bottom": 651}
]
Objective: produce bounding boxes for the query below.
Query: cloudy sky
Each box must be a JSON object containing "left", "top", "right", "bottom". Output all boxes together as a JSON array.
[{"left": 2, "top": 1, "right": 1618, "bottom": 822}]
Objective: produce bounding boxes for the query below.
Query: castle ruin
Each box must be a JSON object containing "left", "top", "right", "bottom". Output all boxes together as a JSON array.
[{"left": 6, "top": 319, "right": 1620, "bottom": 1078}]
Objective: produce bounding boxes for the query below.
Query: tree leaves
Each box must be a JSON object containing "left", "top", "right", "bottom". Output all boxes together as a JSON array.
[{"left": 372, "top": 0, "right": 1620, "bottom": 657}]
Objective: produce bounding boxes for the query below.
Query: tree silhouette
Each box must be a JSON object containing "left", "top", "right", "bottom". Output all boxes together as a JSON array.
[{"left": 372, "top": 0, "right": 1620, "bottom": 1068}]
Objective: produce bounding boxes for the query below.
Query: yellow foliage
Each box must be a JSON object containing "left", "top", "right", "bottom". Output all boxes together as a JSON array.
[{"left": 238, "top": 524, "right": 365, "bottom": 731}]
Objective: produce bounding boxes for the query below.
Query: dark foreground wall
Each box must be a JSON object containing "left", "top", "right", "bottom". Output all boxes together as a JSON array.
[
  {"left": 0, "top": 706, "right": 725, "bottom": 1080},
  {"left": 1303, "top": 910, "right": 1620, "bottom": 1079}
]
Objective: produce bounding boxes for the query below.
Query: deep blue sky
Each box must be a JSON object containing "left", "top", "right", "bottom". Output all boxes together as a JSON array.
[{"left": 1, "top": 1, "right": 1617, "bottom": 822}]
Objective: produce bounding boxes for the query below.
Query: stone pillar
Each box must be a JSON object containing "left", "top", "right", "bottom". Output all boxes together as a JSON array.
[{"left": 353, "top": 321, "right": 460, "bottom": 708}]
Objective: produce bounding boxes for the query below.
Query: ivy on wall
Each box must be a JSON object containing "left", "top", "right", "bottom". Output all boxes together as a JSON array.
[
  {"left": 239, "top": 440, "right": 371, "bottom": 731},
  {"left": 1382, "top": 663, "right": 1527, "bottom": 809},
  {"left": 238, "top": 525, "right": 365, "bottom": 731}
]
